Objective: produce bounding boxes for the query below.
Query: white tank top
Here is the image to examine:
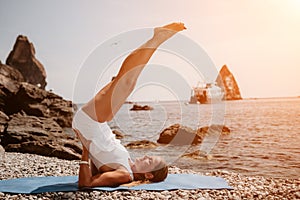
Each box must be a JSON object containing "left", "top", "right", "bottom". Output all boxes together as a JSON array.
[{"left": 72, "top": 109, "right": 133, "bottom": 180}]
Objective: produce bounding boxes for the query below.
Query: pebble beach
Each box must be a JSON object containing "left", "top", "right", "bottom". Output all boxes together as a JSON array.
[{"left": 0, "top": 152, "right": 299, "bottom": 200}]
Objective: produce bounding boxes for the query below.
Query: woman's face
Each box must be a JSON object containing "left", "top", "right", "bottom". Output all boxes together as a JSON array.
[{"left": 132, "top": 155, "right": 162, "bottom": 173}]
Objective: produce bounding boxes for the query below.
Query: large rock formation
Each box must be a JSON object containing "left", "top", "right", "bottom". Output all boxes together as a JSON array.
[
  {"left": 0, "top": 35, "right": 78, "bottom": 160},
  {"left": 6, "top": 35, "right": 47, "bottom": 89},
  {"left": 216, "top": 65, "right": 242, "bottom": 100},
  {"left": 0, "top": 62, "right": 74, "bottom": 127}
]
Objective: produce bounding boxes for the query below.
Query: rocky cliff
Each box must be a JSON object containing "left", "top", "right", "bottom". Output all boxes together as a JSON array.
[
  {"left": 0, "top": 36, "right": 81, "bottom": 160},
  {"left": 216, "top": 65, "right": 242, "bottom": 100}
]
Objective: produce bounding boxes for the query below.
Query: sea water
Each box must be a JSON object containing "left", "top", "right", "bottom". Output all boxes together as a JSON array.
[{"left": 75, "top": 97, "right": 300, "bottom": 179}]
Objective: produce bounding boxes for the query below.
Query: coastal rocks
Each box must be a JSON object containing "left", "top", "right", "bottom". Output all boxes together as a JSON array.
[
  {"left": 0, "top": 62, "right": 23, "bottom": 111},
  {"left": 0, "top": 71, "right": 76, "bottom": 159},
  {"left": 157, "top": 124, "right": 231, "bottom": 145},
  {"left": 0, "top": 112, "right": 81, "bottom": 160},
  {"left": 130, "top": 104, "right": 153, "bottom": 111},
  {"left": 157, "top": 124, "right": 203, "bottom": 145},
  {"left": 1, "top": 79, "right": 74, "bottom": 128},
  {"left": 0, "top": 36, "right": 74, "bottom": 127},
  {"left": 197, "top": 124, "right": 231, "bottom": 135},
  {"left": 0, "top": 35, "right": 78, "bottom": 160},
  {"left": 125, "top": 140, "right": 157, "bottom": 149},
  {"left": 13, "top": 82, "right": 74, "bottom": 127},
  {"left": 216, "top": 65, "right": 242, "bottom": 100},
  {"left": 6, "top": 35, "right": 47, "bottom": 89},
  {"left": 0, "top": 61, "right": 24, "bottom": 82},
  {"left": 112, "top": 130, "right": 124, "bottom": 139},
  {"left": 0, "top": 111, "right": 9, "bottom": 133}
]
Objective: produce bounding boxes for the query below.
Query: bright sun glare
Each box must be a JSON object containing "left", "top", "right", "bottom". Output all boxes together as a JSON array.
[
  {"left": 288, "top": 0, "right": 300, "bottom": 11},
  {"left": 274, "top": 0, "right": 300, "bottom": 16}
]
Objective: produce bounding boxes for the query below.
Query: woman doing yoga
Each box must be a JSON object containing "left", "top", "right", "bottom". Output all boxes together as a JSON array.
[{"left": 72, "top": 22, "right": 186, "bottom": 188}]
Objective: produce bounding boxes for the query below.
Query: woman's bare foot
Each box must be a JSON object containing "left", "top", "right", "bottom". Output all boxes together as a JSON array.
[
  {"left": 153, "top": 22, "right": 186, "bottom": 44},
  {"left": 161, "top": 22, "right": 186, "bottom": 32}
]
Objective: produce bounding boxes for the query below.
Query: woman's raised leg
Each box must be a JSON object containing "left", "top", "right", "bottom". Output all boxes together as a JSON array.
[{"left": 82, "top": 22, "right": 186, "bottom": 122}]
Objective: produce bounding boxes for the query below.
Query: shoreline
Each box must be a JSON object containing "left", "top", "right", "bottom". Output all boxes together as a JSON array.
[
  {"left": 75, "top": 96, "right": 300, "bottom": 105},
  {"left": 1, "top": 152, "right": 299, "bottom": 199}
]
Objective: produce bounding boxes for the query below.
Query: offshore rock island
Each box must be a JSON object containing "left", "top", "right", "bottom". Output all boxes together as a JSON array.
[
  {"left": 216, "top": 65, "right": 242, "bottom": 101},
  {"left": 189, "top": 64, "right": 242, "bottom": 104}
]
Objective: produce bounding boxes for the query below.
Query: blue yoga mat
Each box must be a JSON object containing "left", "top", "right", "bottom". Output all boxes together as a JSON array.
[{"left": 0, "top": 174, "right": 232, "bottom": 194}]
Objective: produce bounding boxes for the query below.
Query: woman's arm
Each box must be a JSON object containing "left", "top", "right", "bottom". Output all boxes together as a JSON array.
[
  {"left": 78, "top": 143, "right": 132, "bottom": 188},
  {"left": 78, "top": 144, "right": 92, "bottom": 188},
  {"left": 84, "top": 170, "right": 132, "bottom": 188}
]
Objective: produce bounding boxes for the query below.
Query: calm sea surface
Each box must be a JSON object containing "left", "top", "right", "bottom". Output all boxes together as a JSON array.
[{"left": 77, "top": 98, "right": 300, "bottom": 179}]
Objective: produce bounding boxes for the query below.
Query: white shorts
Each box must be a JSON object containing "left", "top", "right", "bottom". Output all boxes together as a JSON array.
[
  {"left": 72, "top": 108, "right": 117, "bottom": 153},
  {"left": 72, "top": 109, "right": 133, "bottom": 177}
]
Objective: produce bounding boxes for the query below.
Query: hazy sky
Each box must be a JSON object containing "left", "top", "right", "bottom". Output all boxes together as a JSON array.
[{"left": 0, "top": 0, "right": 299, "bottom": 103}]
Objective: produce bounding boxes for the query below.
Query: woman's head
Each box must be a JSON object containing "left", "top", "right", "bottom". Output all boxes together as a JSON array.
[
  {"left": 131, "top": 155, "right": 168, "bottom": 182},
  {"left": 148, "top": 157, "right": 168, "bottom": 182}
]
